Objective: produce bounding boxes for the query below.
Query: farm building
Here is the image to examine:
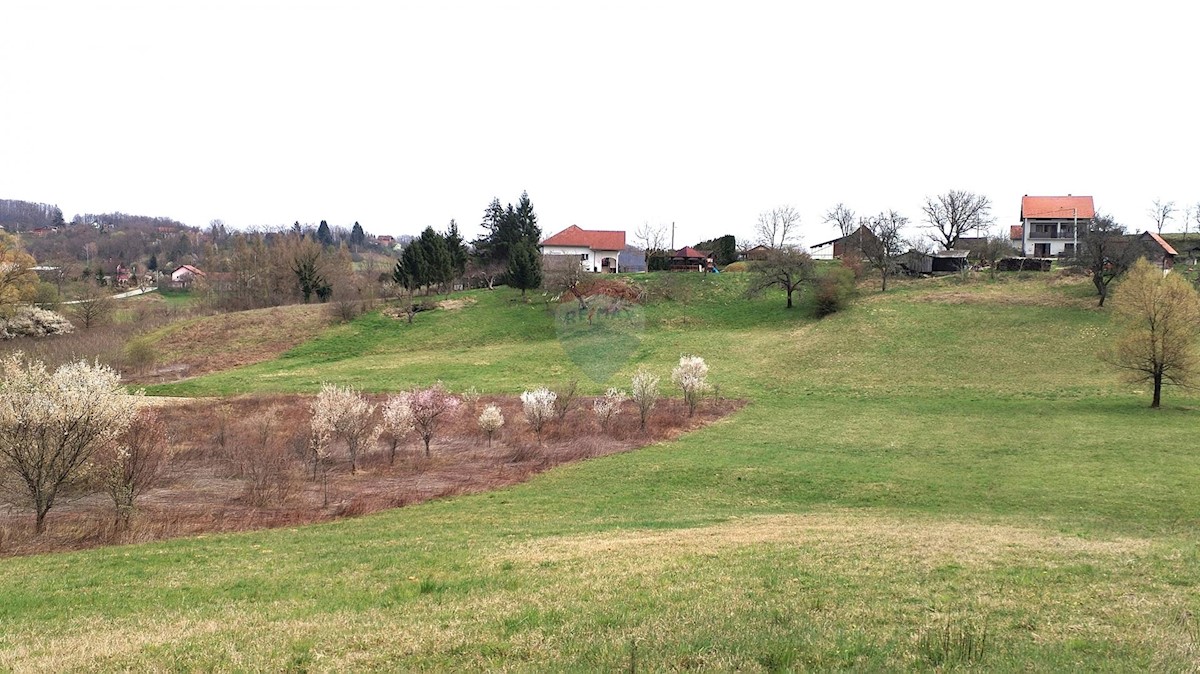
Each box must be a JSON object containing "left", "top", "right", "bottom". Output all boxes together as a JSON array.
[
  {"left": 1138, "top": 231, "right": 1177, "bottom": 270},
  {"left": 899, "top": 249, "right": 971, "bottom": 274},
  {"left": 540, "top": 225, "right": 625, "bottom": 273},
  {"left": 669, "top": 246, "right": 713, "bottom": 271},
  {"left": 810, "top": 226, "right": 879, "bottom": 260}
]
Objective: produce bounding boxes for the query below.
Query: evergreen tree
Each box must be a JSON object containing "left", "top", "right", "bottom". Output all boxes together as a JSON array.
[
  {"left": 472, "top": 192, "right": 540, "bottom": 265},
  {"left": 445, "top": 219, "right": 467, "bottom": 279},
  {"left": 350, "top": 221, "right": 366, "bottom": 247},
  {"left": 473, "top": 198, "right": 507, "bottom": 262},
  {"left": 316, "top": 220, "right": 334, "bottom": 246},
  {"left": 417, "top": 226, "right": 453, "bottom": 292},
  {"left": 513, "top": 191, "right": 540, "bottom": 244},
  {"left": 506, "top": 241, "right": 542, "bottom": 298},
  {"left": 394, "top": 240, "right": 428, "bottom": 292},
  {"left": 147, "top": 253, "right": 158, "bottom": 272}
]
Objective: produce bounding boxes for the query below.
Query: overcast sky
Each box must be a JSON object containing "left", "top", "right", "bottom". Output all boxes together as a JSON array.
[{"left": 3, "top": 1, "right": 1198, "bottom": 248}]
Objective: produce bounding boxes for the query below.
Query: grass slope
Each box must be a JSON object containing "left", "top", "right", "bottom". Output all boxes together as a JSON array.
[{"left": 3, "top": 272, "right": 1199, "bottom": 671}]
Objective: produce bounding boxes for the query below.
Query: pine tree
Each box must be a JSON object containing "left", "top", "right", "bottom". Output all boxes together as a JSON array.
[
  {"left": 445, "top": 219, "right": 467, "bottom": 279},
  {"left": 472, "top": 192, "right": 540, "bottom": 266},
  {"left": 506, "top": 241, "right": 542, "bottom": 298},
  {"left": 394, "top": 240, "right": 427, "bottom": 292},
  {"left": 416, "top": 227, "right": 453, "bottom": 292},
  {"left": 147, "top": 253, "right": 158, "bottom": 272},
  {"left": 350, "top": 222, "right": 366, "bottom": 248},
  {"left": 316, "top": 220, "right": 334, "bottom": 247},
  {"left": 513, "top": 191, "right": 540, "bottom": 244}
]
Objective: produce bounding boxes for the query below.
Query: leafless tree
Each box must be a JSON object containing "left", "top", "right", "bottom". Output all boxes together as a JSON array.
[
  {"left": 746, "top": 247, "right": 814, "bottom": 308},
  {"left": 860, "top": 211, "right": 908, "bottom": 292},
  {"left": 922, "top": 190, "right": 994, "bottom": 250},
  {"left": 68, "top": 282, "right": 115, "bottom": 329},
  {"left": 542, "top": 255, "right": 589, "bottom": 309},
  {"left": 1149, "top": 198, "right": 1176, "bottom": 234},
  {"left": 97, "top": 408, "right": 169, "bottom": 531},
  {"left": 823, "top": 203, "right": 857, "bottom": 237},
  {"left": 467, "top": 259, "right": 506, "bottom": 290},
  {"left": 1074, "top": 213, "right": 1144, "bottom": 307},
  {"left": 756, "top": 206, "right": 801, "bottom": 249},
  {"left": 634, "top": 222, "right": 668, "bottom": 253}
]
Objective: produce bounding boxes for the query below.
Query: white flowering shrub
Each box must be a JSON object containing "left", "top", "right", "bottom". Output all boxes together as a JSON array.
[
  {"left": 380, "top": 395, "right": 415, "bottom": 465},
  {"left": 0, "top": 352, "right": 141, "bottom": 533},
  {"left": 460, "top": 387, "right": 482, "bottom": 411},
  {"left": 310, "top": 383, "right": 380, "bottom": 474},
  {"left": 521, "top": 387, "right": 557, "bottom": 442},
  {"left": 631, "top": 367, "right": 660, "bottom": 430},
  {"left": 402, "top": 382, "right": 461, "bottom": 457},
  {"left": 593, "top": 387, "right": 627, "bottom": 429},
  {"left": 0, "top": 306, "right": 74, "bottom": 340},
  {"left": 671, "top": 354, "right": 711, "bottom": 417},
  {"left": 478, "top": 404, "right": 504, "bottom": 446}
]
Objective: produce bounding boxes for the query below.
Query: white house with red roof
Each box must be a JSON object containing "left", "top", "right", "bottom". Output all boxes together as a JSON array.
[
  {"left": 540, "top": 225, "right": 626, "bottom": 273},
  {"left": 1014, "top": 195, "right": 1095, "bottom": 257}
]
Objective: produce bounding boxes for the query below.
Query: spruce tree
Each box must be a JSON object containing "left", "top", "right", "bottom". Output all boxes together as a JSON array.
[
  {"left": 445, "top": 219, "right": 467, "bottom": 279},
  {"left": 316, "top": 220, "right": 334, "bottom": 246},
  {"left": 506, "top": 241, "right": 542, "bottom": 298},
  {"left": 350, "top": 222, "right": 366, "bottom": 247}
]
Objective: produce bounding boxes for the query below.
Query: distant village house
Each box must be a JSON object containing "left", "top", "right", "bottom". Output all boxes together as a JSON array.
[{"left": 540, "top": 225, "right": 626, "bottom": 273}]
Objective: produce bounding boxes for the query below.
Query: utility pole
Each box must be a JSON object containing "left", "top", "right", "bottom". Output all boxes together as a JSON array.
[{"left": 670, "top": 222, "right": 675, "bottom": 251}]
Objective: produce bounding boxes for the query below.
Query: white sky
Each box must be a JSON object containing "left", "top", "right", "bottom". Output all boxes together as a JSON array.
[{"left": 2, "top": 1, "right": 1198, "bottom": 248}]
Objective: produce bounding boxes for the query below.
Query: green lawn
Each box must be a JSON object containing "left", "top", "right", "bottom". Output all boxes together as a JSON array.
[{"left": 2, "top": 272, "right": 1199, "bottom": 671}]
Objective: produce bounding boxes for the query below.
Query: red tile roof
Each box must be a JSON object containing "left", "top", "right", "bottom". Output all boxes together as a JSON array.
[
  {"left": 672, "top": 246, "right": 710, "bottom": 258},
  {"left": 541, "top": 225, "right": 626, "bottom": 251},
  {"left": 1144, "top": 231, "right": 1178, "bottom": 255},
  {"left": 1010, "top": 225, "right": 1023, "bottom": 240},
  {"left": 1021, "top": 195, "right": 1094, "bottom": 220}
]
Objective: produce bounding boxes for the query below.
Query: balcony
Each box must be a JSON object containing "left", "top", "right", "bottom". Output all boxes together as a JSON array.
[{"left": 1027, "top": 230, "right": 1076, "bottom": 240}]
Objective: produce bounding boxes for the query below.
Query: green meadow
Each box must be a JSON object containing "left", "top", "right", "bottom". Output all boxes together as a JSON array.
[{"left": 2, "top": 272, "right": 1199, "bottom": 671}]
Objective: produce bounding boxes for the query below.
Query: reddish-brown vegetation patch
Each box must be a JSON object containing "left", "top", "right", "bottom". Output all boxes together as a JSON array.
[
  {"left": 578, "top": 277, "right": 643, "bottom": 303},
  {"left": 0, "top": 394, "right": 742, "bottom": 557}
]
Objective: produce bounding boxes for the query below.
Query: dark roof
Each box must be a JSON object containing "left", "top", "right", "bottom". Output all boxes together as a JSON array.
[
  {"left": 672, "top": 246, "right": 710, "bottom": 258},
  {"left": 811, "top": 225, "right": 876, "bottom": 249}
]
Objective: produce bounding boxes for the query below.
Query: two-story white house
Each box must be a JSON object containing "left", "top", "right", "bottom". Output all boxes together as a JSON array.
[
  {"left": 539, "top": 225, "right": 626, "bottom": 273},
  {"left": 1014, "top": 195, "right": 1094, "bottom": 257}
]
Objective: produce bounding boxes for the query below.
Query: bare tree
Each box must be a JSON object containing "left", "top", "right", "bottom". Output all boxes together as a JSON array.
[
  {"left": 0, "top": 354, "right": 140, "bottom": 534},
  {"left": 542, "top": 255, "right": 589, "bottom": 309},
  {"left": 1149, "top": 198, "right": 1176, "bottom": 234},
  {"left": 922, "top": 190, "right": 994, "bottom": 250},
  {"left": 68, "top": 282, "right": 115, "bottom": 329},
  {"left": 756, "top": 206, "right": 801, "bottom": 249},
  {"left": 1105, "top": 258, "right": 1200, "bottom": 407},
  {"left": 96, "top": 408, "right": 169, "bottom": 532},
  {"left": 860, "top": 210, "right": 908, "bottom": 292},
  {"left": 1074, "top": 213, "right": 1144, "bottom": 307},
  {"left": 746, "top": 247, "right": 814, "bottom": 308},
  {"left": 823, "top": 203, "right": 857, "bottom": 237},
  {"left": 635, "top": 222, "right": 668, "bottom": 270}
]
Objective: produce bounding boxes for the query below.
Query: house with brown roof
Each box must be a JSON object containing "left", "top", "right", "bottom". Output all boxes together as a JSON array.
[
  {"left": 170, "top": 264, "right": 206, "bottom": 288},
  {"left": 669, "top": 246, "right": 713, "bottom": 271},
  {"left": 1014, "top": 195, "right": 1094, "bottom": 257},
  {"left": 809, "top": 225, "right": 879, "bottom": 260},
  {"left": 540, "top": 225, "right": 626, "bottom": 273},
  {"left": 1139, "top": 231, "right": 1177, "bottom": 270}
]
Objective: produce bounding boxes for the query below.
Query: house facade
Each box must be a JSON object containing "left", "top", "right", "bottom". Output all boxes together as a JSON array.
[
  {"left": 170, "top": 264, "right": 205, "bottom": 288},
  {"left": 540, "top": 225, "right": 626, "bottom": 273},
  {"left": 1015, "top": 195, "right": 1094, "bottom": 257}
]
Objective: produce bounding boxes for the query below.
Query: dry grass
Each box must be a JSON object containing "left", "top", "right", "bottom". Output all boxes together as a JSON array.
[
  {"left": 0, "top": 393, "right": 743, "bottom": 557},
  {"left": 129, "top": 304, "right": 332, "bottom": 383}
]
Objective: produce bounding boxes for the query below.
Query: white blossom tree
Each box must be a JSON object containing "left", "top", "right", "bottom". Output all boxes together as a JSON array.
[
  {"left": 477, "top": 404, "right": 504, "bottom": 446},
  {"left": 671, "top": 355, "right": 711, "bottom": 416},
  {"left": 380, "top": 395, "right": 415, "bottom": 465},
  {"left": 403, "top": 383, "right": 461, "bottom": 457},
  {"left": 521, "top": 387, "right": 557, "bottom": 443},
  {"left": 631, "top": 367, "right": 660, "bottom": 430},
  {"left": 592, "top": 387, "right": 627, "bottom": 429},
  {"left": 0, "top": 353, "right": 141, "bottom": 534},
  {"left": 310, "top": 383, "right": 380, "bottom": 474}
]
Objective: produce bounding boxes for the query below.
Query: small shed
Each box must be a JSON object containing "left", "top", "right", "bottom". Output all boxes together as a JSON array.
[
  {"left": 1139, "top": 231, "right": 1177, "bottom": 270},
  {"left": 669, "top": 246, "right": 712, "bottom": 271},
  {"left": 931, "top": 249, "right": 970, "bottom": 273}
]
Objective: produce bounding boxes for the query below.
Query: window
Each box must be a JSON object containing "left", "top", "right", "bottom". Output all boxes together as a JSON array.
[
  {"left": 1062, "top": 243, "right": 1075, "bottom": 256},
  {"left": 580, "top": 253, "right": 589, "bottom": 261}
]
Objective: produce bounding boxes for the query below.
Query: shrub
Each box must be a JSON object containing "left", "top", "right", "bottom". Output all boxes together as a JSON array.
[
  {"left": 553, "top": 380, "right": 578, "bottom": 420},
  {"left": 593, "top": 387, "right": 627, "bottom": 429},
  {"left": 671, "top": 355, "right": 711, "bottom": 416},
  {"left": 124, "top": 336, "right": 158, "bottom": 374},
  {"left": 631, "top": 367, "right": 660, "bottom": 430},
  {"left": 402, "top": 383, "right": 461, "bottom": 457},
  {"left": 722, "top": 261, "right": 748, "bottom": 273},
  {"left": 521, "top": 387, "right": 557, "bottom": 443},
  {"left": 478, "top": 404, "right": 504, "bottom": 446},
  {"left": 813, "top": 263, "right": 856, "bottom": 317}
]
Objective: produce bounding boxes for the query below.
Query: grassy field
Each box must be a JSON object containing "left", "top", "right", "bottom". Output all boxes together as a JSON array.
[{"left": 2, "top": 271, "right": 1199, "bottom": 671}]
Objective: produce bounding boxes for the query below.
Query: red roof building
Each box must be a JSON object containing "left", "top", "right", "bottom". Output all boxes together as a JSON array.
[
  {"left": 1016, "top": 195, "right": 1095, "bottom": 258},
  {"left": 540, "top": 225, "right": 627, "bottom": 273}
]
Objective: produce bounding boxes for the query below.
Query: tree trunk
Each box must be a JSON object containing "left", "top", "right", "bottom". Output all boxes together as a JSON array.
[
  {"left": 1152, "top": 373, "right": 1163, "bottom": 408},
  {"left": 786, "top": 289, "right": 793, "bottom": 308},
  {"left": 424, "top": 438, "right": 431, "bottom": 458},
  {"left": 881, "top": 269, "right": 888, "bottom": 293}
]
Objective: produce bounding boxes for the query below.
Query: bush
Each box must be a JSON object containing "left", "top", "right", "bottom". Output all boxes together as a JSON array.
[
  {"left": 123, "top": 336, "right": 158, "bottom": 374},
  {"left": 0, "top": 306, "right": 75, "bottom": 339},
  {"left": 813, "top": 263, "right": 856, "bottom": 317}
]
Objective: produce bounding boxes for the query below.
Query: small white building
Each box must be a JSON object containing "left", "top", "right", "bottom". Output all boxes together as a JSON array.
[
  {"left": 170, "top": 264, "right": 205, "bottom": 288},
  {"left": 540, "top": 225, "right": 626, "bottom": 273}
]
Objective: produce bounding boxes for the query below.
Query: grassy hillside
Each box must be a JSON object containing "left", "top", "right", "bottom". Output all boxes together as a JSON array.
[{"left": 2, "top": 272, "right": 1199, "bottom": 671}]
